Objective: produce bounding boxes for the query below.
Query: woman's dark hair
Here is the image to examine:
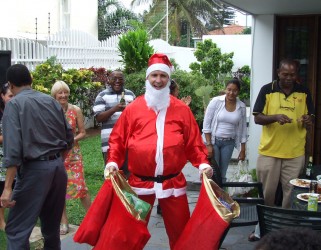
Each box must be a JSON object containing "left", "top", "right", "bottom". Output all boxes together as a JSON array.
[
  {"left": 169, "top": 79, "right": 178, "bottom": 95},
  {"left": 0, "top": 82, "right": 10, "bottom": 111},
  {"left": 226, "top": 78, "right": 241, "bottom": 91}
]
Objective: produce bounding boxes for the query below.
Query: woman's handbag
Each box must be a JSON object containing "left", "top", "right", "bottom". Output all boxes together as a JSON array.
[{"left": 228, "top": 160, "right": 253, "bottom": 196}]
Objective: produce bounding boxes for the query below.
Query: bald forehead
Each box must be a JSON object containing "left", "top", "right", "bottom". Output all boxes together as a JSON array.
[{"left": 279, "top": 60, "right": 298, "bottom": 71}]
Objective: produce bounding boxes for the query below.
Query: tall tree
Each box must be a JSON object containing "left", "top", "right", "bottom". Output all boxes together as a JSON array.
[
  {"left": 98, "top": 0, "right": 139, "bottom": 40},
  {"left": 206, "top": 5, "right": 236, "bottom": 31},
  {"left": 131, "top": 0, "right": 222, "bottom": 45}
]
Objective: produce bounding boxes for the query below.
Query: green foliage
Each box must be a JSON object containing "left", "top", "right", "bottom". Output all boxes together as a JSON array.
[
  {"left": 118, "top": 29, "right": 154, "bottom": 74},
  {"left": 190, "top": 39, "right": 235, "bottom": 112},
  {"left": 87, "top": 67, "right": 111, "bottom": 87},
  {"left": 66, "top": 135, "right": 104, "bottom": 225},
  {"left": 176, "top": 33, "right": 194, "bottom": 48},
  {"left": 242, "top": 27, "right": 252, "bottom": 34},
  {"left": 171, "top": 70, "right": 211, "bottom": 126},
  {"left": 135, "top": 0, "right": 223, "bottom": 46},
  {"left": 98, "top": 0, "right": 139, "bottom": 40},
  {"left": 31, "top": 58, "right": 104, "bottom": 118},
  {"left": 233, "top": 65, "right": 251, "bottom": 103},
  {"left": 123, "top": 70, "right": 146, "bottom": 97},
  {"left": 195, "top": 85, "right": 214, "bottom": 113},
  {"left": 190, "top": 39, "right": 234, "bottom": 85},
  {"left": 205, "top": 5, "right": 236, "bottom": 30}
]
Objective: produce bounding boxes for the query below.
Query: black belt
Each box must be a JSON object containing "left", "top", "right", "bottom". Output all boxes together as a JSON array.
[
  {"left": 135, "top": 173, "right": 180, "bottom": 183},
  {"left": 215, "top": 137, "right": 234, "bottom": 141},
  {"left": 34, "top": 153, "right": 61, "bottom": 161}
]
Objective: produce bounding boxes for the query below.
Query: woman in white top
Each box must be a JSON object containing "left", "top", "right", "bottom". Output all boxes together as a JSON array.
[{"left": 203, "top": 78, "right": 247, "bottom": 182}]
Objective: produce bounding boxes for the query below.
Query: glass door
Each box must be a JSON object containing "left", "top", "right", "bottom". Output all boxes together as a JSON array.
[{"left": 275, "top": 15, "right": 321, "bottom": 164}]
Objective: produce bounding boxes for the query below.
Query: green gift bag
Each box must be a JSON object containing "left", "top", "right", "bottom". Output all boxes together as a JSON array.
[{"left": 123, "top": 191, "right": 151, "bottom": 221}]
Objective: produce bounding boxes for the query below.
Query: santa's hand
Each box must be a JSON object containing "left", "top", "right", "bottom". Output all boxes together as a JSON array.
[
  {"left": 104, "top": 164, "right": 117, "bottom": 179},
  {"left": 202, "top": 167, "right": 213, "bottom": 179}
]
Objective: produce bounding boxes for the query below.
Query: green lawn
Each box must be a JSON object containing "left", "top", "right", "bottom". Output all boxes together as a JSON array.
[{"left": 0, "top": 134, "right": 104, "bottom": 249}]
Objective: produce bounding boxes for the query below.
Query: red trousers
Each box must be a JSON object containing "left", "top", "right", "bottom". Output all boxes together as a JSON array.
[{"left": 139, "top": 194, "right": 190, "bottom": 249}]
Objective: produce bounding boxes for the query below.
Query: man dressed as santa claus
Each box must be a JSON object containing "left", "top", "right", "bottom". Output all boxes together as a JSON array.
[{"left": 104, "top": 53, "right": 213, "bottom": 249}]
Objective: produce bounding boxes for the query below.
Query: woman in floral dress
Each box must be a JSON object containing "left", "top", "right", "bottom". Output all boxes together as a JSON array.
[
  {"left": 0, "top": 82, "right": 13, "bottom": 230},
  {"left": 51, "top": 81, "right": 91, "bottom": 235}
]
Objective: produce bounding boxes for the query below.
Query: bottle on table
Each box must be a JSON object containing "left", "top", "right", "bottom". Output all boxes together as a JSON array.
[
  {"left": 119, "top": 91, "right": 126, "bottom": 105},
  {"left": 306, "top": 156, "right": 314, "bottom": 179}
]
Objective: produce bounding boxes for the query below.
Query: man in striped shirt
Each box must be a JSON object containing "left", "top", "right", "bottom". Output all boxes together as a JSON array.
[{"left": 93, "top": 71, "right": 135, "bottom": 166}]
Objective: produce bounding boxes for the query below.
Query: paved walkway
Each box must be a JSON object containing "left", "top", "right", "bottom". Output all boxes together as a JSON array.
[{"left": 29, "top": 161, "right": 257, "bottom": 250}]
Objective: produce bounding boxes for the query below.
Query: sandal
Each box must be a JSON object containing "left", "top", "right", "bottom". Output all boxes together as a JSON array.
[
  {"left": 248, "top": 231, "right": 260, "bottom": 242},
  {"left": 60, "top": 224, "right": 69, "bottom": 235}
]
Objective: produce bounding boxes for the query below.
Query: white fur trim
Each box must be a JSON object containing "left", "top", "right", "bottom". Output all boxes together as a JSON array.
[
  {"left": 198, "top": 163, "right": 212, "bottom": 177},
  {"left": 146, "top": 63, "right": 171, "bottom": 77},
  {"left": 199, "top": 163, "right": 211, "bottom": 171},
  {"left": 154, "top": 108, "right": 167, "bottom": 176},
  {"left": 105, "top": 161, "right": 119, "bottom": 170},
  {"left": 131, "top": 186, "right": 187, "bottom": 198}
]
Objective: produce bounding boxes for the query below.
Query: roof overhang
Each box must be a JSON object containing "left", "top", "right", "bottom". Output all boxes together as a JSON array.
[{"left": 218, "top": 0, "right": 321, "bottom": 15}]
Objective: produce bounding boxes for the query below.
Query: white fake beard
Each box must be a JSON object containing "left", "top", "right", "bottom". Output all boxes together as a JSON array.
[{"left": 144, "top": 80, "right": 170, "bottom": 112}]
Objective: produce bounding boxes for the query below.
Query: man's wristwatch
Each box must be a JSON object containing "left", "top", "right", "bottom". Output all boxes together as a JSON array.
[{"left": 206, "top": 142, "right": 212, "bottom": 146}]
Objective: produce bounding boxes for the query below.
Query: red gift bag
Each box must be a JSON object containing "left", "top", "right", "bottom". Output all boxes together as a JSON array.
[
  {"left": 74, "top": 179, "right": 114, "bottom": 246},
  {"left": 174, "top": 173, "right": 240, "bottom": 250},
  {"left": 75, "top": 171, "right": 151, "bottom": 249},
  {"left": 93, "top": 186, "right": 151, "bottom": 250}
]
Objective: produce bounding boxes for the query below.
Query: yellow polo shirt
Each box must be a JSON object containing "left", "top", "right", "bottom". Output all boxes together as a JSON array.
[{"left": 253, "top": 81, "right": 315, "bottom": 158}]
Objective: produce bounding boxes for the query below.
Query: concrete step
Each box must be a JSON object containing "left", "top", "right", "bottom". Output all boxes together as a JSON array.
[{"left": 29, "top": 224, "right": 92, "bottom": 250}]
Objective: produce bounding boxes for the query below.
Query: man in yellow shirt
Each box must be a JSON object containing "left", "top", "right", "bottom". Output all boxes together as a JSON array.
[{"left": 253, "top": 59, "right": 314, "bottom": 209}]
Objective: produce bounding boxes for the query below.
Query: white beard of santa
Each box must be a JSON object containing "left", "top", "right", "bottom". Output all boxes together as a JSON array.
[{"left": 144, "top": 80, "right": 170, "bottom": 112}]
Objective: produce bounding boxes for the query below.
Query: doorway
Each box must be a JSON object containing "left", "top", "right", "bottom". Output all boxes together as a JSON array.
[{"left": 275, "top": 15, "right": 321, "bottom": 164}]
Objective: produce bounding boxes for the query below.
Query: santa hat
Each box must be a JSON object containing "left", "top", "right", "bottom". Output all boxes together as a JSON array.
[{"left": 146, "top": 53, "right": 174, "bottom": 77}]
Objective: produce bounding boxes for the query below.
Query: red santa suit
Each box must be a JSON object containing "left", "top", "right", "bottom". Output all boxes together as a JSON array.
[{"left": 107, "top": 95, "right": 210, "bottom": 249}]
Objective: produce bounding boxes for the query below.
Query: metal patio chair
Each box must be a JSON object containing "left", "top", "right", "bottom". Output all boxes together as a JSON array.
[{"left": 257, "top": 204, "right": 321, "bottom": 237}]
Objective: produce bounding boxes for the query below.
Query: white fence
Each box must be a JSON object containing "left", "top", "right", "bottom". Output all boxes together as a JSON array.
[
  {"left": 0, "top": 30, "right": 251, "bottom": 73},
  {"left": 0, "top": 30, "right": 123, "bottom": 71},
  {"left": 0, "top": 37, "right": 48, "bottom": 70},
  {"left": 48, "top": 30, "right": 121, "bottom": 70}
]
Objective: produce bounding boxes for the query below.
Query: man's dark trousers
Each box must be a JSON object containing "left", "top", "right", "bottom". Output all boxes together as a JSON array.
[{"left": 5, "top": 157, "right": 67, "bottom": 250}]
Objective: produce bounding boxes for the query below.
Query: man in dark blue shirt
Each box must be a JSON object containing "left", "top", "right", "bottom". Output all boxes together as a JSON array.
[{"left": 0, "top": 64, "right": 74, "bottom": 250}]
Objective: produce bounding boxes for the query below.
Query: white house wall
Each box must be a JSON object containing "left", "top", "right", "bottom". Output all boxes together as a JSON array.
[
  {"left": 202, "top": 35, "right": 252, "bottom": 71},
  {"left": 69, "top": 0, "right": 98, "bottom": 38},
  {"left": 169, "top": 46, "right": 197, "bottom": 72},
  {"left": 248, "top": 15, "right": 275, "bottom": 169},
  {"left": 150, "top": 36, "right": 251, "bottom": 72},
  {"left": 0, "top": 0, "right": 97, "bottom": 39}
]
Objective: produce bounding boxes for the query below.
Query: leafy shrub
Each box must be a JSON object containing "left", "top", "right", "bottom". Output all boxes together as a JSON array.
[
  {"left": 171, "top": 70, "right": 211, "bottom": 127},
  {"left": 118, "top": 29, "right": 154, "bottom": 74},
  {"left": 233, "top": 65, "right": 251, "bottom": 103},
  {"left": 190, "top": 39, "right": 234, "bottom": 86},
  {"left": 123, "top": 70, "right": 146, "bottom": 97},
  {"left": 87, "top": 67, "right": 112, "bottom": 87},
  {"left": 31, "top": 57, "right": 104, "bottom": 118}
]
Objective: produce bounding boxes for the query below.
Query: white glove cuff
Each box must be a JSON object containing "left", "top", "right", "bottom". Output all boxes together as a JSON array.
[{"left": 105, "top": 162, "right": 119, "bottom": 170}]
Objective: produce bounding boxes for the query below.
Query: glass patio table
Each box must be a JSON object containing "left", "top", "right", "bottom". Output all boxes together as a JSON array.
[{"left": 290, "top": 165, "right": 321, "bottom": 211}]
